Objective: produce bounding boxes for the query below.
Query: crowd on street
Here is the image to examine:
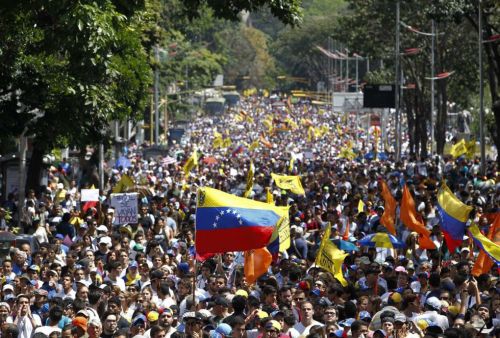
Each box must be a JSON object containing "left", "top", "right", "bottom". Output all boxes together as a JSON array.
[{"left": 0, "top": 94, "right": 499, "bottom": 338}]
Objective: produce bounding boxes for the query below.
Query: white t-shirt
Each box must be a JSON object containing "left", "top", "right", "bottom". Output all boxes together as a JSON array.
[
  {"left": 104, "top": 276, "right": 126, "bottom": 292},
  {"left": 16, "top": 314, "right": 42, "bottom": 338},
  {"left": 294, "top": 320, "right": 323, "bottom": 336}
]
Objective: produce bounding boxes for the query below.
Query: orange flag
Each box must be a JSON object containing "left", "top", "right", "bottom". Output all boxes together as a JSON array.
[
  {"left": 244, "top": 247, "right": 272, "bottom": 284},
  {"left": 472, "top": 214, "right": 500, "bottom": 276},
  {"left": 400, "top": 185, "right": 436, "bottom": 250},
  {"left": 379, "top": 179, "right": 397, "bottom": 235}
]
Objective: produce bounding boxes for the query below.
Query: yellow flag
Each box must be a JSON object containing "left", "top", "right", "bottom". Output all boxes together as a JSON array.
[
  {"left": 315, "top": 224, "right": 349, "bottom": 286},
  {"left": 243, "top": 162, "right": 255, "bottom": 198},
  {"left": 183, "top": 150, "right": 198, "bottom": 177},
  {"left": 268, "top": 206, "right": 291, "bottom": 252},
  {"left": 266, "top": 187, "right": 274, "bottom": 205},
  {"left": 214, "top": 130, "right": 222, "bottom": 139},
  {"left": 213, "top": 136, "right": 223, "bottom": 149},
  {"left": 288, "top": 156, "right": 295, "bottom": 173},
  {"left": 263, "top": 120, "right": 273, "bottom": 133},
  {"left": 223, "top": 137, "right": 232, "bottom": 148},
  {"left": 112, "top": 174, "right": 135, "bottom": 193},
  {"left": 450, "top": 139, "right": 467, "bottom": 158},
  {"left": 249, "top": 140, "right": 259, "bottom": 152},
  {"left": 358, "top": 199, "right": 366, "bottom": 214},
  {"left": 466, "top": 140, "right": 476, "bottom": 159},
  {"left": 271, "top": 173, "right": 305, "bottom": 195},
  {"left": 339, "top": 147, "right": 356, "bottom": 160}
]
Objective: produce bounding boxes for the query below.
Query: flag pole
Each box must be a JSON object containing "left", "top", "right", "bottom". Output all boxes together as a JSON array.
[{"left": 192, "top": 259, "right": 197, "bottom": 308}]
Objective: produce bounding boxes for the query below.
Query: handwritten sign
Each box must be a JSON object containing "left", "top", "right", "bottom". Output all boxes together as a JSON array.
[
  {"left": 110, "top": 193, "right": 138, "bottom": 225},
  {"left": 81, "top": 189, "right": 99, "bottom": 202}
]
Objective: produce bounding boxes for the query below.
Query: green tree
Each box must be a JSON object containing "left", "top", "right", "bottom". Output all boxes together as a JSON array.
[{"left": 0, "top": 1, "right": 153, "bottom": 189}]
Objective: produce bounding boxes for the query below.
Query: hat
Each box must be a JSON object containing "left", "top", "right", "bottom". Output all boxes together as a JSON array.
[
  {"left": 55, "top": 234, "right": 64, "bottom": 240},
  {"left": 235, "top": 289, "right": 248, "bottom": 298},
  {"left": 29, "top": 265, "right": 40, "bottom": 272},
  {"left": 133, "top": 244, "right": 145, "bottom": 252},
  {"left": 425, "top": 297, "right": 442, "bottom": 311},
  {"left": 178, "top": 262, "right": 190, "bottom": 274},
  {"left": 72, "top": 316, "right": 88, "bottom": 332},
  {"left": 339, "top": 318, "right": 355, "bottom": 327},
  {"left": 33, "top": 289, "right": 48, "bottom": 297},
  {"left": 132, "top": 314, "right": 147, "bottom": 326},
  {"left": 77, "top": 309, "right": 90, "bottom": 318},
  {"left": 389, "top": 292, "right": 402, "bottom": 304},
  {"left": 97, "top": 225, "right": 108, "bottom": 232},
  {"left": 99, "top": 236, "right": 111, "bottom": 245},
  {"left": 2, "top": 284, "right": 14, "bottom": 292},
  {"left": 183, "top": 311, "right": 204, "bottom": 322},
  {"left": 265, "top": 320, "right": 282, "bottom": 331},
  {"left": 359, "top": 311, "right": 372, "bottom": 321},
  {"left": 460, "top": 247, "right": 470, "bottom": 253},
  {"left": 147, "top": 311, "right": 159, "bottom": 322},
  {"left": 395, "top": 266, "right": 407, "bottom": 274},
  {"left": 395, "top": 314, "right": 407, "bottom": 323},
  {"left": 213, "top": 323, "right": 233, "bottom": 337},
  {"left": 406, "top": 261, "right": 415, "bottom": 270},
  {"left": 0, "top": 302, "right": 10, "bottom": 311},
  {"left": 256, "top": 310, "right": 269, "bottom": 320}
]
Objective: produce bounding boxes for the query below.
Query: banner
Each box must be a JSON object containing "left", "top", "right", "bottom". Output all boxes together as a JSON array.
[
  {"left": 81, "top": 189, "right": 99, "bottom": 202},
  {"left": 111, "top": 193, "right": 138, "bottom": 225}
]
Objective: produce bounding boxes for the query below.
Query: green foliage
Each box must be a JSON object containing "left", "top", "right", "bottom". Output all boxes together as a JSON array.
[
  {"left": 181, "top": 0, "right": 303, "bottom": 26},
  {"left": 0, "top": 1, "right": 153, "bottom": 150}
]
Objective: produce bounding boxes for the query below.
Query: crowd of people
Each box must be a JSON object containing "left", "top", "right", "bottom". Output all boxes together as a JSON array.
[{"left": 0, "top": 94, "right": 499, "bottom": 338}]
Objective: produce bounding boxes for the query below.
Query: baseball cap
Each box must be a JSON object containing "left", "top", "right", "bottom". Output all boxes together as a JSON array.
[
  {"left": 425, "top": 297, "right": 442, "bottom": 311},
  {"left": 132, "top": 314, "right": 147, "bottom": 326},
  {"left": 72, "top": 316, "right": 88, "bottom": 332},
  {"left": 28, "top": 265, "right": 40, "bottom": 272},
  {"left": 147, "top": 311, "right": 159, "bottom": 322},
  {"left": 2, "top": 284, "right": 14, "bottom": 292},
  {"left": 99, "top": 236, "right": 112, "bottom": 245},
  {"left": 97, "top": 225, "right": 108, "bottom": 232},
  {"left": 265, "top": 320, "right": 282, "bottom": 331},
  {"left": 209, "top": 323, "right": 233, "bottom": 338},
  {"left": 256, "top": 310, "right": 269, "bottom": 320},
  {"left": 235, "top": 290, "right": 248, "bottom": 298}
]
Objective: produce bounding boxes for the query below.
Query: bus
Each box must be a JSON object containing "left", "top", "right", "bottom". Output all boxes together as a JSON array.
[
  {"left": 204, "top": 97, "right": 226, "bottom": 116},
  {"left": 223, "top": 91, "right": 240, "bottom": 107}
]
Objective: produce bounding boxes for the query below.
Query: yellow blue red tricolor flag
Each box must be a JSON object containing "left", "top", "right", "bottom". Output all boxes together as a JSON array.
[
  {"left": 437, "top": 182, "right": 473, "bottom": 253},
  {"left": 195, "top": 187, "right": 282, "bottom": 254},
  {"left": 469, "top": 223, "right": 500, "bottom": 264}
]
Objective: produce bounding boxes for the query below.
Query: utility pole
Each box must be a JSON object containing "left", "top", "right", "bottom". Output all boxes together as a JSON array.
[
  {"left": 154, "top": 45, "right": 160, "bottom": 146},
  {"left": 430, "top": 20, "right": 436, "bottom": 155},
  {"left": 395, "top": 0, "right": 401, "bottom": 161},
  {"left": 478, "top": 0, "right": 486, "bottom": 175}
]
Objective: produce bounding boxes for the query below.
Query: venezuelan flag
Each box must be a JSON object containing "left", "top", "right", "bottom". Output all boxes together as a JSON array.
[
  {"left": 437, "top": 182, "right": 473, "bottom": 253},
  {"left": 469, "top": 223, "right": 500, "bottom": 264},
  {"left": 195, "top": 187, "right": 281, "bottom": 254}
]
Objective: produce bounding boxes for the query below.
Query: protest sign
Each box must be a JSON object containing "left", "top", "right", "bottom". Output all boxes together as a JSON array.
[
  {"left": 81, "top": 189, "right": 100, "bottom": 202},
  {"left": 110, "top": 193, "right": 138, "bottom": 225}
]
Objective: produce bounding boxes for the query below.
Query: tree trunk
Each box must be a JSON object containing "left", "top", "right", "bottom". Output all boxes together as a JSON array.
[
  {"left": 406, "top": 93, "right": 415, "bottom": 156},
  {"left": 26, "top": 142, "right": 47, "bottom": 193}
]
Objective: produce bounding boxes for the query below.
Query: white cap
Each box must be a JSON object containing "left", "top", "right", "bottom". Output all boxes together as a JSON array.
[
  {"left": 99, "top": 236, "right": 112, "bottom": 245},
  {"left": 2, "top": 284, "right": 14, "bottom": 292},
  {"left": 97, "top": 225, "right": 108, "bottom": 232}
]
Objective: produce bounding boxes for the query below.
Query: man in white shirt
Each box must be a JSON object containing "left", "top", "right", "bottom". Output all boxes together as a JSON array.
[
  {"left": 293, "top": 301, "right": 322, "bottom": 336},
  {"left": 13, "top": 295, "right": 42, "bottom": 338},
  {"left": 104, "top": 261, "right": 126, "bottom": 292}
]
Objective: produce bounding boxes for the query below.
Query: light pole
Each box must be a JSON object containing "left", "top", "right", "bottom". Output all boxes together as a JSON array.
[
  {"left": 154, "top": 44, "right": 160, "bottom": 146},
  {"left": 430, "top": 20, "right": 436, "bottom": 154},
  {"left": 395, "top": 0, "right": 401, "bottom": 161},
  {"left": 18, "top": 111, "right": 44, "bottom": 228},
  {"left": 478, "top": 0, "right": 486, "bottom": 175}
]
